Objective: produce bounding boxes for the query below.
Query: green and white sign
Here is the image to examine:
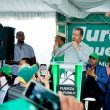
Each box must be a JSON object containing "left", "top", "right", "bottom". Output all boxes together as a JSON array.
[{"left": 68, "top": 24, "right": 110, "bottom": 66}]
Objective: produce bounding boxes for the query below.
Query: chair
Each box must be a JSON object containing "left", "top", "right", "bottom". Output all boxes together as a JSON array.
[{"left": 83, "top": 97, "right": 96, "bottom": 110}]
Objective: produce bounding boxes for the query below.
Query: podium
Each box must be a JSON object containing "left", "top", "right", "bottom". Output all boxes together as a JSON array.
[{"left": 50, "top": 61, "right": 83, "bottom": 102}]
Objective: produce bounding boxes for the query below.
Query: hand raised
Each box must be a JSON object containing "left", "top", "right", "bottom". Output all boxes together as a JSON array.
[
  {"left": 71, "top": 41, "right": 80, "bottom": 53},
  {"left": 53, "top": 42, "right": 58, "bottom": 54},
  {"left": 40, "top": 70, "right": 50, "bottom": 84}
]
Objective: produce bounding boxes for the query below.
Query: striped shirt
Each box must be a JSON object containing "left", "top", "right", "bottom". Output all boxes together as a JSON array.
[
  {"left": 52, "top": 41, "right": 92, "bottom": 71},
  {"left": 8, "top": 84, "right": 25, "bottom": 101}
]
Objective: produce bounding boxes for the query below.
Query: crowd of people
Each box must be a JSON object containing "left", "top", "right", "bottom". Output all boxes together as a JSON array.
[{"left": 0, "top": 27, "right": 110, "bottom": 110}]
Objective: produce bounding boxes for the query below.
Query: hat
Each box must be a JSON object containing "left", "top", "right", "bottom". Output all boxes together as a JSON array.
[
  {"left": 89, "top": 53, "right": 99, "bottom": 59},
  {"left": 0, "top": 98, "right": 38, "bottom": 110},
  {"left": 18, "top": 67, "right": 35, "bottom": 83},
  {"left": 1, "top": 65, "right": 12, "bottom": 76},
  {"left": 31, "top": 64, "right": 38, "bottom": 74},
  {"left": 55, "top": 32, "right": 66, "bottom": 39}
]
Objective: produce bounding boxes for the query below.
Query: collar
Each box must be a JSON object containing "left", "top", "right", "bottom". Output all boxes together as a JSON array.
[
  {"left": 87, "top": 64, "right": 98, "bottom": 68},
  {"left": 15, "top": 42, "right": 25, "bottom": 47}
]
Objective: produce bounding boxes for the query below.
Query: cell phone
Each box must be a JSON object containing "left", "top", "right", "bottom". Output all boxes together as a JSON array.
[
  {"left": 23, "top": 80, "right": 61, "bottom": 110},
  {"left": 40, "top": 64, "right": 47, "bottom": 76}
]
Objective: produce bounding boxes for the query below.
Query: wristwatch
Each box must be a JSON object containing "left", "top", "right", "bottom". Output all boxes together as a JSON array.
[{"left": 93, "top": 75, "right": 96, "bottom": 78}]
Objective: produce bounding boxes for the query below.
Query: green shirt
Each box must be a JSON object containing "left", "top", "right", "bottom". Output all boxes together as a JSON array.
[
  {"left": 50, "top": 43, "right": 65, "bottom": 75},
  {"left": 50, "top": 43, "right": 65, "bottom": 62}
]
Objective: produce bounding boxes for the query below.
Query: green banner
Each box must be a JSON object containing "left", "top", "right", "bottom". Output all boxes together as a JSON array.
[{"left": 68, "top": 24, "right": 110, "bottom": 66}]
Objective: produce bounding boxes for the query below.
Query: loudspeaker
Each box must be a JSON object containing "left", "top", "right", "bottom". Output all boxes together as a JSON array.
[{"left": 0, "top": 26, "right": 15, "bottom": 60}]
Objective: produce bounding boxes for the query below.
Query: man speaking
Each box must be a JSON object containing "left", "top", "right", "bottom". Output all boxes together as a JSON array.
[
  {"left": 52, "top": 27, "right": 92, "bottom": 86},
  {"left": 52, "top": 27, "right": 92, "bottom": 70}
]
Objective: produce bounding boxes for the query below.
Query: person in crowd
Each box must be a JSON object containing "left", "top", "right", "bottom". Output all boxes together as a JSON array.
[
  {"left": 5, "top": 31, "right": 39, "bottom": 80},
  {"left": 48, "top": 32, "right": 66, "bottom": 74},
  {"left": 106, "top": 57, "right": 110, "bottom": 81},
  {"left": 13, "top": 58, "right": 34, "bottom": 85},
  {"left": 0, "top": 65, "right": 13, "bottom": 104},
  {"left": 7, "top": 65, "right": 39, "bottom": 101},
  {"left": 18, "top": 58, "right": 33, "bottom": 69},
  {"left": 103, "top": 75, "right": 110, "bottom": 110},
  {"left": 36, "top": 69, "right": 50, "bottom": 89},
  {"left": 83, "top": 53, "right": 107, "bottom": 110},
  {"left": 7, "top": 58, "right": 49, "bottom": 101}
]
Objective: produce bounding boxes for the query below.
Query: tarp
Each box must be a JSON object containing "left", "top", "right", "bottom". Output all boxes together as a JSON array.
[{"left": 0, "top": 0, "right": 110, "bottom": 18}]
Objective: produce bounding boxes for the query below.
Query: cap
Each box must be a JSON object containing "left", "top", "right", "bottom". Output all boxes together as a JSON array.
[
  {"left": 1, "top": 65, "right": 12, "bottom": 76},
  {"left": 55, "top": 32, "right": 66, "bottom": 39},
  {"left": 31, "top": 64, "right": 38, "bottom": 74},
  {"left": 89, "top": 53, "right": 99, "bottom": 59},
  {"left": 18, "top": 67, "right": 35, "bottom": 83}
]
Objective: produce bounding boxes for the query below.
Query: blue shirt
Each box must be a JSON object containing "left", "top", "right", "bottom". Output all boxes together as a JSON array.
[{"left": 14, "top": 43, "right": 35, "bottom": 61}]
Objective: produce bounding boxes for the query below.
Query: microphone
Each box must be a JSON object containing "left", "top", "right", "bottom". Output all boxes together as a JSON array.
[
  {"left": 54, "top": 44, "right": 72, "bottom": 61},
  {"left": 20, "top": 47, "right": 21, "bottom": 49}
]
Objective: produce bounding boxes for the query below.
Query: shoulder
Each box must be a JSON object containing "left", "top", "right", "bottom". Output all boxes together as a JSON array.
[
  {"left": 96, "top": 64, "right": 106, "bottom": 70},
  {"left": 8, "top": 85, "right": 18, "bottom": 93},
  {"left": 24, "top": 43, "right": 33, "bottom": 49},
  {"left": 80, "top": 41, "right": 92, "bottom": 53},
  {"left": 24, "top": 43, "right": 30, "bottom": 46},
  {"left": 59, "top": 42, "right": 71, "bottom": 48},
  {"left": 9, "top": 84, "right": 25, "bottom": 93},
  {"left": 14, "top": 43, "right": 18, "bottom": 47},
  {"left": 65, "top": 42, "right": 71, "bottom": 46},
  {"left": 80, "top": 41, "right": 90, "bottom": 47},
  {"left": 86, "top": 64, "right": 90, "bottom": 69}
]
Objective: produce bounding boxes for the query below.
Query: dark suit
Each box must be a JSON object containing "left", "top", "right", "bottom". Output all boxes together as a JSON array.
[
  {"left": 86, "top": 64, "right": 107, "bottom": 93},
  {"left": 83, "top": 64, "right": 107, "bottom": 110}
]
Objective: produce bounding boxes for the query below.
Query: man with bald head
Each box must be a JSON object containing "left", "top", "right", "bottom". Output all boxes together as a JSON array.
[
  {"left": 83, "top": 53, "right": 107, "bottom": 110},
  {"left": 5, "top": 31, "right": 38, "bottom": 79}
]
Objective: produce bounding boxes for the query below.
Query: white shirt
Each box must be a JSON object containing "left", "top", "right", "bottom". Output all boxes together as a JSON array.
[{"left": 52, "top": 41, "right": 92, "bottom": 71}]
